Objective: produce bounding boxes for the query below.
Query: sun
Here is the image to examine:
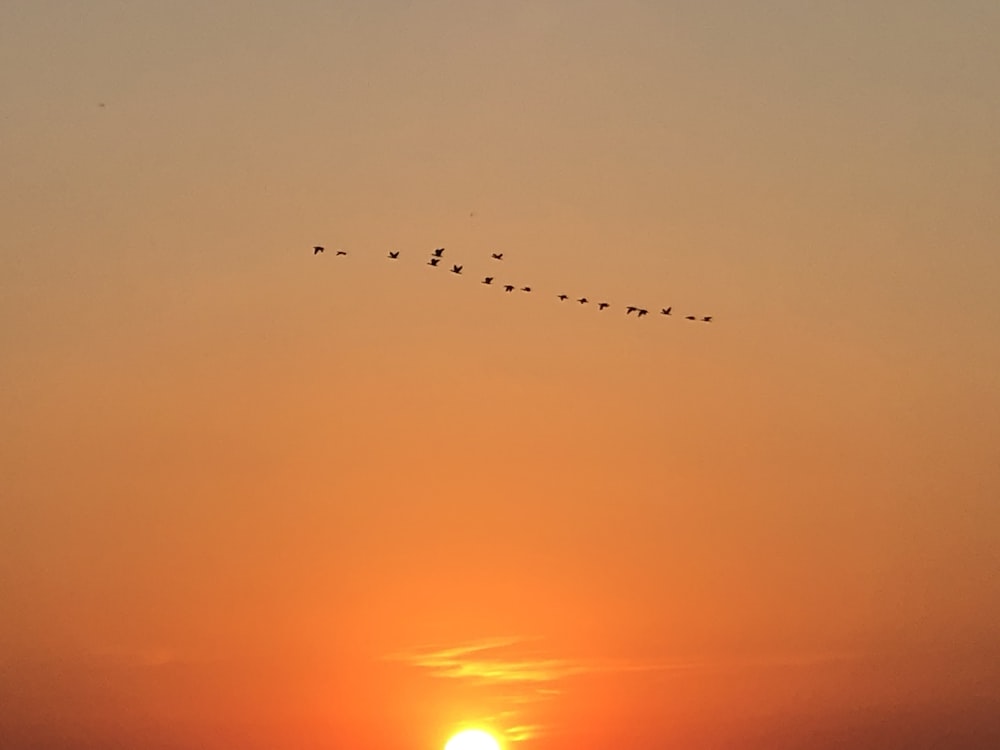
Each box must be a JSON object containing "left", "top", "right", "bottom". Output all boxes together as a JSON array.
[{"left": 444, "top": 728, "right": 502, "bottom": 750}]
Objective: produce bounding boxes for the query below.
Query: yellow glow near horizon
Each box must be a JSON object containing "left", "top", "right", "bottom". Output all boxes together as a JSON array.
[{"left": 444, "top": 728, "right": 502, "bottom": 750}]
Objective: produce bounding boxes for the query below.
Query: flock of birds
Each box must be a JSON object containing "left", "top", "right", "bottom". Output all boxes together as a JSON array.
[{"left": 312, "top": 245, "right": 713, "bottom": 323}]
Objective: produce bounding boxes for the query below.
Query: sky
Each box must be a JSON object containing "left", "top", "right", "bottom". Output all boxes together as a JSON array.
[{"left": 2, "top": 1, "right": 999, "bottom": 748}]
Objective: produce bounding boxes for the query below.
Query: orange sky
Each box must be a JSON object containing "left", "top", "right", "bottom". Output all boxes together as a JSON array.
[{"left": 2, "top": 2, "right": 999, "bottom": 748}]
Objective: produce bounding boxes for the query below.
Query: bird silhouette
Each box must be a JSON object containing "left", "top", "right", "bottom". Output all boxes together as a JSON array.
[
  {"left": 637, "top": 309, "right": 648, "bottom": 317},
  {"left": 482, "top": 276, "right": 494, "bottom": 285},
  {"left": 557, "top": 294, "right": 569, "bottom": 301},
  {"left": 504, "top": 285, "right": 515, "bottom": 292},
  {"left": 685, "top": 315, "right": 697, "bottom": 320},
  {"left": 702, "top": 316, "right": 713, "bottom": 323},
  {"left": 598, "top": 302, "right": 610, "bottom": 310},
  {"left": 336, "top": 250, "right": 347, "bottom": 256},
  {"left": 313, "top": 246, "right": 324, "bottom": 255},
  {"left": 451, "top": 264, "right": 463, "bottom": 274},
  {"left": 388, "top": 251, "right": 399, "bottom": 259},
  {"left": 577, "top": 297, "right": 589, "bottom": 304},
  {"left": 660, "top": 307, "right": 672, "bottom": 316},
  {"left": 626, "top": 306, "right": 638, "bottom": 315},
  {"left": 432, "top": 248, "right": 445, "bottom": 257},
  {"left": 428, "top": 258, "right": 441, "bottom": 267},
  {"left": 521, "top": 286, "right": 532, "bottom": 292},
  {"left": 491, "top": 252, "right": 503, "bottom": 260}
]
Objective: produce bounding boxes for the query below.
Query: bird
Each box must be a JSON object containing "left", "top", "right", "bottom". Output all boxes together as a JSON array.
[
  {"left": 428, "top": 257, "right": 441, "bottom": 267},
  {"left": 491, "top": 252, "right": 503, "bottom": 260},
  {"left": 432, "top": 248, "right": 445, "bottom": 257},
  {"left": 702, "top": 316, "right": 713, "bottom": 323},
  {"left": 557, "top": 294, "right": 569, "bottom": 301},
  {"left": 336, "top": 250, "right": 347, "bottom": 256},
  {"left": 685, "top": 315, "right": 697, "bottom": 320},
  {"left": 626, "top": 306, "right": 638, "bottom": 315},
  {"left": 388, "top": 251, "right": 399, "bottom": 259},
  {"left": 313, "top": 246, "right": 324, "bottom": 255},
  {"left": 660, "top": 307, "right": 672, "bottom": 316},
  {"left": 637, "top": 309, "right": 648, "bottom": 317},
  {"left": 451, "top": 264, "right": 463, "bottom": 274},
  {"left": 504, "top": 285, "right": 515, "bottom": 292},
  {"left": 482, "top": 276, "right": 494, "bottom": 285},
  {"left": 598, "top": 302, "right": 610, "bottom": 310},
  {"left": 521, "top": 286, "right": 532, "bottom": 292},
  {"left": 577, "top": 297, "right": 589, "bottom": 304}
]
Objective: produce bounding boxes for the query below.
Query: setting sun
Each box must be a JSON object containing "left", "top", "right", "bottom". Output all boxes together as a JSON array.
[{"left": 444, "top": 729, "right": 502, "bottom": 750}]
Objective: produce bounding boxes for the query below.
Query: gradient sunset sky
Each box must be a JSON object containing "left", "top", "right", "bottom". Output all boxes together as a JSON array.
[{"left": 2, "top": 2, "right": 999, "bottom": 748}]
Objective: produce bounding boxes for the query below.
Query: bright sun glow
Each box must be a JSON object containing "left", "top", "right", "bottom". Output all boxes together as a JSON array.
[{"left": 444, "top": 728, "right": 502, "bottom": 750}]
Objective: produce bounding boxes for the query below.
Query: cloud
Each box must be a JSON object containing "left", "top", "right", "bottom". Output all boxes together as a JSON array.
[
  {"left": 389, "top": 636, "right": 857, "bottom": 684},
  {"left": 387, "top": 637, "right": 860, "bottom": 742},
  {"left": 387, "top": 635, "right": 699, "bottom": 686},
  {"left": 505, "top": 724, "right": 547, "bottom": 742},
  {"left": 388, "top": 636, "right": 579, "bottom": 685},
  {"left": 386, "top": 636, "right": 699, "bottom": 742},
  {"left": 386, "top": 637, "right": 593, "bottom": 742}
]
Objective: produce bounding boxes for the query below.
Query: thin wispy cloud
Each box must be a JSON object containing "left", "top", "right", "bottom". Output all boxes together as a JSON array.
[
  {"left": 388, "top": 635, "right": 706, "bottom": 684},
  {"left": 505, "top": 724, "right": 548, "bottom": 743},
  {"left": 385, "top": 636, "right": 697, "bottom": 742},
  {"left": 387, "top": 637, "right": 861, "bottom": 742}
]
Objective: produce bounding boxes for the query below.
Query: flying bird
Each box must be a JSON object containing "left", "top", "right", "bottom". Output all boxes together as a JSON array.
[
  {"left": 626, "top": 306, "right": 638, "bottom": 315},
  {"left": 428, "top": 258, "right": 441, "bottom": 267},
  {"left": 577, "top": 297, "right": 589, "bottom": 304},
  {"left": 637, "top": 309, "right": 648, "bottom": 317},
  {"left": 598, "top": 302, "right": 610, "bottom": 310},
  {"left": 451, "top": 264, "right": 463, "bottom": 274},
  {"left": 702, "top": 316, "right": 713, "bottom": 322},
  {"left": 433, "top": 248, "right": 445, "bottom": 257},
  {"left": 388, "top": 251, "right": 399, "bottom": 259},
  {"left": 313, "top": 246, "right": 324, "bottom": 255},
  {"left": 660, "top": 307, "right": 672, "bottom": 316},
  {"left": 685, "top": 315, "right": 697, "bottom": 320},
  {"left": 482, "top": 276, "right": 494, "bottom": 285},
  {"left": 557, "top": 294, "right": 569, "bottom": 301},
  {"left": 336, "top": 250, "right": 347, "bottom": 256},
  {"left": 491, "top": 252, "right": 503, "bottom": 260},
  {"left": 521, "top": 286, "right": 532, "bottom": 292},
  {"left": 503, "top": 285, "right": 515, "bottom": 292}
]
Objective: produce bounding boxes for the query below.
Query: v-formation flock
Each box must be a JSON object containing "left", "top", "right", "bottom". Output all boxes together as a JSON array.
[{"left": 313, "top": 245, "right": 712, "bottom": 323}]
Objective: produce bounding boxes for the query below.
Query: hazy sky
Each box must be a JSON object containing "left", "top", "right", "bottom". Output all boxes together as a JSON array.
[{"left": 2, "top": 2, "right": 999, "bottom": 748}]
